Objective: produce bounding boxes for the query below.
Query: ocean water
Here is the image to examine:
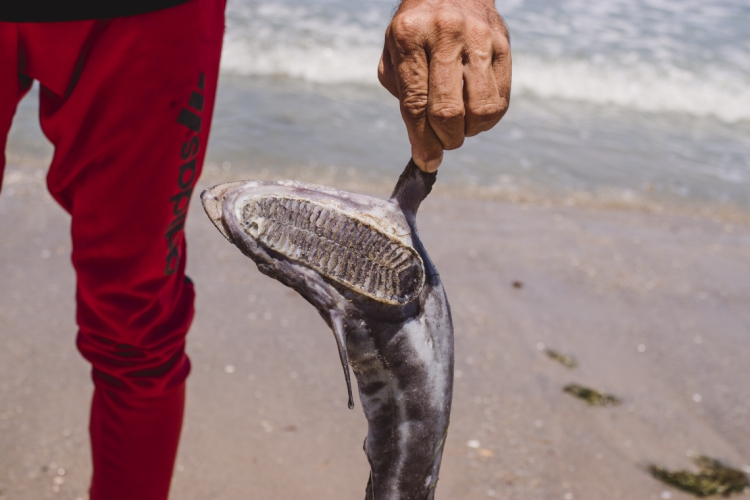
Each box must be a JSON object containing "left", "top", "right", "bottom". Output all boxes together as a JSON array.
[
  {"left": 216, "top": 0, "right": 750, "bottom": 212},
  {"left": 222, "top": 0, "right": 750, "bottom": 121},
  {"left": 6, "top": 0, "right": 750, "bottom": 213}
]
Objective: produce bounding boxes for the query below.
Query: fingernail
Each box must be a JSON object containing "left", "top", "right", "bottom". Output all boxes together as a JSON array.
[
  {"left": 423, "top": 158, "right": 442, "bottom": 172},
  {"left": 412, "top": 148, "right": 443, "bottom": 172}
]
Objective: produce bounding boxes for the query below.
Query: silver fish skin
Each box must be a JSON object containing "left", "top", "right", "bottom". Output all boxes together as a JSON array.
[{"left": 201, "top": 160, "right": 454, "bottom": 500}]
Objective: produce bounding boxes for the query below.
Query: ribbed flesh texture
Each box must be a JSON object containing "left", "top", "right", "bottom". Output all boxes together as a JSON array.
[{"left": 242, "top": 197, "right": 423, "bottom": 304}]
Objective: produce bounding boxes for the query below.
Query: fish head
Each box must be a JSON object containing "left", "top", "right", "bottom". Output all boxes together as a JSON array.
[{"left": 201, "top": 179, "right": 426, "bottom": 307}]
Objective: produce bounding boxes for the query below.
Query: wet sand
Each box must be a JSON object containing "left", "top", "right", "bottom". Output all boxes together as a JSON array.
[{"left": 1, "top": 162, "right": 749, "bottom": 500}]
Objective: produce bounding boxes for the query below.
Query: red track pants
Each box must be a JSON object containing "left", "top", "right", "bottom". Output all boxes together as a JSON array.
[{"left": 0, "top": 1, "right": 225, "bottom": 498}]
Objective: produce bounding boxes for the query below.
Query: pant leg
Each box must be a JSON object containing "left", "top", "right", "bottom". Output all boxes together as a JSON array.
[
  {"left": 19, "top": 1, "right": 225, "bottom": 498},
  {"left": 0, "top": 23, "right": 32, "bottom": 192}
]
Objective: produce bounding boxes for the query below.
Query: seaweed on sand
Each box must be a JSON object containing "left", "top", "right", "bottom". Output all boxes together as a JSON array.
[
  {"left": 649, "top": 456, "right": 750, "bottom": 498},
  {"left": 563, "top": 383, "right": 621, "bottom": 406},
  {"left": 545, "top": 348, "right": 578, "bottom": 368}
]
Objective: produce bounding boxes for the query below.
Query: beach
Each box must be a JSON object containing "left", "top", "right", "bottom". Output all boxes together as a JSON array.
[
  {"left": 2, "top": 0, "right": 750, "bottom": 497},
  {"left": 1, "top": 157, "right": 749, "bottom": 499}
]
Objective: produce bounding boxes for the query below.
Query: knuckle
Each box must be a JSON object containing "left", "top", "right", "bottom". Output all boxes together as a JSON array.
[
  {"left": 467, "top": 23, "right": 494, "bottom": 49},
  {"left": 469, "top": 100, "right": 503, "bottom": 121},
  {"left": 389, "top": 13, "right": 425, "bottom": 47},
  {"left": 465, "top": 45, "right": 493, "bottom": 65},
  {"left": 401, "top": 91, "right": 429, "bottom": 121},
  {"left": 431, "top": 9, "right": 465, "bottom": 36},
  {"left": 485, "top": 9, "right": 511, "bottom": 43},
  {"left": 492, "top": 24, "right": 512, "bottom": 57},
  {"left": 495, "top": 35, "right": 511, "bottom": 56},
  {"left": 428, "top": 101, "right": 465, "bottom": 124},
  {"left": 497, "top": 15, "right": 511, "bottom": 45},
  {"left": 428, "top": 102, "right": 465, "bottom": 150},
  {"left": 467, "top": 98, "right": 508, "bottom": 135}
]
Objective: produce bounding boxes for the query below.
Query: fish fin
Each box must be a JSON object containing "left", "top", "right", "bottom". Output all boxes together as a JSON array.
[
  {"left": 330, "top": 309, "right": 355, "bottom": 409},
  {"left": 390, "top": 158, "right": 437, "bottom": 217},
  {"left": 364, "top": 472, "right": 374, "bottom": 500},
  {"left": 363, "top": 438, "right": 375, "bottom": 500}
]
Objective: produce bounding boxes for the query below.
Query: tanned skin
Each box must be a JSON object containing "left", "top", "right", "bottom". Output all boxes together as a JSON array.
[{"left": 379, "top": 0, "right": 512, "bottom": 172}]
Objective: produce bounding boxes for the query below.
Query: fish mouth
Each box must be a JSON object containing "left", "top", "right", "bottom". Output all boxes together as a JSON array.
[{"left": 201, "top": 181, "right": 249, "bottom": 243}]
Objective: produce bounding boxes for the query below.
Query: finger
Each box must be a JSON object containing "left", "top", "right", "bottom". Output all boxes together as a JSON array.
[
  {"left": 377, "top": 46, "right": 399, "bottom": 98},
  {"left": 425, "top": 9, "right": 467, "bottom": 151},
  {"left": 398, "top": 53, "right": 444, "bottom": 172},
  {"left": 427, "top": 47, "right": 466, "bottom": 150},
  {"left": 387, "top": 20, "right": 444, "bottom": 172},
  {"left": 491, "top": 27, "right": 512, "bottom": 122},
  {"left": 463, "top": 32, "right": 503, "bottom": 137}
]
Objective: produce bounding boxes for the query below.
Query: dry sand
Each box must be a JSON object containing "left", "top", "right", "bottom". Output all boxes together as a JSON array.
[{"left": 1, "top": 162, "right": 749, "bottom": 500}]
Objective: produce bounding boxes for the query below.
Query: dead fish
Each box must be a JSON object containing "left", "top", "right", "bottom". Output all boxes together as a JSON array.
[{"left": 201, "top": 159, "right": 454, "bottom": 500}]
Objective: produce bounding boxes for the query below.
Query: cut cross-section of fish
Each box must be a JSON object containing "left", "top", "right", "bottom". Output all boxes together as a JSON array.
[{"left": 240, "top": 195, "right": 425, "bottom": 305}]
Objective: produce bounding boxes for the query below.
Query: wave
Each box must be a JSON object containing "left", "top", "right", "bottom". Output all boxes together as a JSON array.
[
  {"left": 221, "top": 39, "right": 750, "bottom": 123},
  {"left": 221, "top": 37, "right": 382, "bottom": 85},
  {"left": 512, "top": 57, "right": 750, "bottom": 123},
  {"left": 219, "top": 0, "right": 750, "bottom": 123}
]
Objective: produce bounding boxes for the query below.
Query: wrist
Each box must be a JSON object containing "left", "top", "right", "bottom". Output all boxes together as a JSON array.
[{"left": 397, "top": 0, "right": 497, "bottom": 12}]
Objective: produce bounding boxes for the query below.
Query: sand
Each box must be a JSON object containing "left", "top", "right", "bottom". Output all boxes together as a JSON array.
[{"left": 1, "top": 161, "right": 749, "bottom": 500}]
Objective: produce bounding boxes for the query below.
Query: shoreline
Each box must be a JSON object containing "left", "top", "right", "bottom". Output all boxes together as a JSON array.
[{"left": 5, "top": 155, "right": 750, "bottom": 225}]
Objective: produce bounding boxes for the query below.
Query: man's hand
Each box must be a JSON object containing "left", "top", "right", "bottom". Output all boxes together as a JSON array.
[{"left": 378, "top": 0, "right": 511, "bottom": 172}]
